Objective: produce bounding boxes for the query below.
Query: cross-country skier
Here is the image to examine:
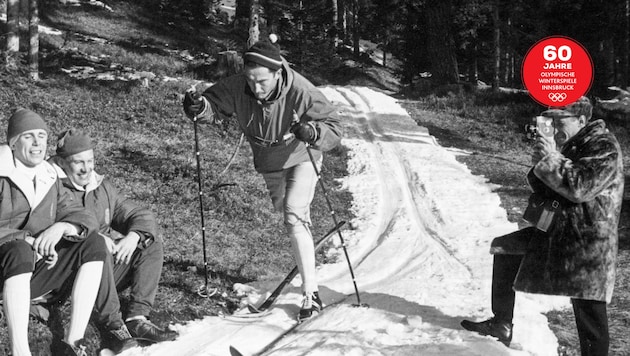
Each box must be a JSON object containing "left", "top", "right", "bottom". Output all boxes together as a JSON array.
[{"left": 182, "top": 40, "right": 342, "bottom": 320}]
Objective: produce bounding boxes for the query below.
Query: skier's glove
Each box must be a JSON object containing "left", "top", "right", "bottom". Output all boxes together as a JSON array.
[
  {"left": 183, "top": 90, "right": 206, "bottom": 119},
  {"left": 290, "top": 121, "right": 318, "bottom": 144}
]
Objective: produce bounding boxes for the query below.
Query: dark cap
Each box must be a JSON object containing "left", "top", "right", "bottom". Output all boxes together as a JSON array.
[
  {"left": 7, "top": 108, "right": 48, "bottom": 145},
  {"left": 56, "top": 128, "right": 95, "bottom": 158},
  {"left": 541, "top": 96, "right": 592, "bottom": 120},
  {"left": 244, "top": 41, "right": 282, "bottom": 71}
]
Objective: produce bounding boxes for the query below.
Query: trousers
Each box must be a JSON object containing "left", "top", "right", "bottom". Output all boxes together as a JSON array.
[
  {"left": 93, "top": 238, "right": 164, "bottom": 328},
  {"left": 492, "top": 252, "right": 609, "bottom": 356}
]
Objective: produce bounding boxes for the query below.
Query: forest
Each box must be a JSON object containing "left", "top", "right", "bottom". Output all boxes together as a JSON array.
[
  {"left": 3, "top": 0, "right": 629, "bottom": 96},
  {"left": 229, "top": 0, "right": 628, "bottom": 94}
]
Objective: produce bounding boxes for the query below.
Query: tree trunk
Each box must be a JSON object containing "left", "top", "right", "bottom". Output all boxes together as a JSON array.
[
  {"left": 425, "top": 0, "right": 459, "bottom": 84},
  {"left": 352, "top": 0, "right": 359, "bottom": 56},
  {"left": 217, "top": 51, "right": 243, "bottom": 77},
  {"left": 339, "top": 0, "right": 347, "bottom": 43},
  {"left": 492, "top": 0, "right": 500, "bottom": 91},
  {"left": 28, "top": 0, "right": 39, "bottom": 80},
  {"left": 247, "top": 0, "right": 260, "bottom": 49},
  {"left": 6, "top": 0, "right": 20, "bottom": 69},
  {"left": 382, "top": 45, "right": 387, "bottom": 68},
  {"left": 330, "top": 0, "right": 339, "bottom": 49},
  {"left": 624, "top": 0, "right": 629, "bottom": 86}
]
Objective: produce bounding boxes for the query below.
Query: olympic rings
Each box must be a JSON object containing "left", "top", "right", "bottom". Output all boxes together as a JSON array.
[{"left": 548, "top": 93, "right": 567, "bottom": 102}]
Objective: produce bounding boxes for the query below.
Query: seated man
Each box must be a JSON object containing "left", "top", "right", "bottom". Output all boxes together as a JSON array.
[
  {"left": 49, "top": 128, "right": 176, "bottom": 344},
  {"left": 0, "top": 108, "right": 106, "bottom": 356}
]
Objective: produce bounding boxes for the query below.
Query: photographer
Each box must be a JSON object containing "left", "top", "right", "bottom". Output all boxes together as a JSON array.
[{"left": 461, "top": 96, "right": 623, "bottom": 356}]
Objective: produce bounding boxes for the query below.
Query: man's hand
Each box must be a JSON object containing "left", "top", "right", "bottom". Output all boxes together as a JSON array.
[
  {"left": 532, "top": 134, "right": 557, "bottom": 165},
  {"left": 99, "top": 233, "right": 117, "bottom": 254},
  {"left": 33, "top": 222, "right": 74, "bottom": 269},
  {"left": 290, "top": 113, "right": 318, "bottom": 144},
  {"left": 183, "top": 89, "right": 206, "bottom": 119},
  {"left": 114, "top": 231, "right": 141, "bottom": 264}
]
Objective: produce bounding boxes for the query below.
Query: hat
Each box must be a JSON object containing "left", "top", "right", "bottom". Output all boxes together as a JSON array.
[
  {"left": 541, "top": 96, "right": 593, "bottom": 120},
  {"left": 244, "top": 41, "right": 282, "bottom": 71},
  {"left": 7, "top": 108, "right": 48, "bottom": 146},
  {"left": 56, "top": 129, "right": 94, "bottom": 158}
]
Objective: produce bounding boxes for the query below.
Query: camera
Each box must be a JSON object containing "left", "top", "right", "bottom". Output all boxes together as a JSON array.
[{"left": 524, "top": 116, "right": 554, "bottom": 140}]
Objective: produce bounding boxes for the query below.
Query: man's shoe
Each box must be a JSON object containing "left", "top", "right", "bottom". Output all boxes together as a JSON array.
[
  {"left": 60, "top": 339, "right": 87, "bottom": 356},
  {"left": 126, "top": 318, "right": 178, "bottom": 343},
  {"left": 461, "top": 317, "right": 513, "bottom": 346},
  {"left": 108, "top": 323, "right": 139, "bottom": 353},
  {"left": 298, "top": 291, "right": 323, "bottom": 321}
]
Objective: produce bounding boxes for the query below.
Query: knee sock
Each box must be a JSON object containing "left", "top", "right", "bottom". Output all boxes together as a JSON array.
[
  {"left": 4, "top": 273, "right": 33, "bottom": 356},
  {"left": 66, "top": 261, "right": 104, "bottom": 344},
  {"left": 288, "top": 224, "right": 317, "bottom": 295}
]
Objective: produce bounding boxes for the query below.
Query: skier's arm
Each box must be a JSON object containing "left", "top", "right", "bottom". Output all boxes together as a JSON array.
[{"left": 294, "top": 89, "right": 342, "bottom": 152}]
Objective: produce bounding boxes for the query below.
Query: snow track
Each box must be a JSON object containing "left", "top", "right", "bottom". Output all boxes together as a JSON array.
[{"left": 123, "top": 87, "right": 567, "bottom": 356}]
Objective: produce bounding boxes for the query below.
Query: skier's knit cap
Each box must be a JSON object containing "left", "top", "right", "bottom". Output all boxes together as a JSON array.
[
  {"left": 244, "top": 41, "right": 282, "bottom": 71},
  {"left": 7, "top": 108, "right": 48, "bottom": 146},
  {"left": 541, "top": 96, "right": 593, "bottom": 120},
  {"left": 56, "top": 128, "right": 94, "bottom": 158}
]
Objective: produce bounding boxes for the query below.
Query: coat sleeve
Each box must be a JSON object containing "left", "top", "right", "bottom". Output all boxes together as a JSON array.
[
  {"left": 201, "top": 77, "right": 239, "bottom": 123},
  {"left": 301, "top": 88, "right": 342, "bottom": 152},
  {"left": 55, "top": 180, "right": 99, "bottom": 239},
  {"left": 532, "top": 135, "right": 621, "bottom": 203},
  {"left": 0, "top": 228, "right": 30, "bottom": 247},
  {"left": 106, "top": 181, "right": 158, "bottom": 244}
]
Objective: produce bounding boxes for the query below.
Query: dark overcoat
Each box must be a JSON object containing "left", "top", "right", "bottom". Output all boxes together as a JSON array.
[{"left": 513, "top": 119, "right": 624, "bottom": 303}]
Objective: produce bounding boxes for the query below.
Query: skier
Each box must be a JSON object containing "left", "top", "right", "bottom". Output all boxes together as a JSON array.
[{"left": 182, "top": 40, "right": 342, "bottom": 320}]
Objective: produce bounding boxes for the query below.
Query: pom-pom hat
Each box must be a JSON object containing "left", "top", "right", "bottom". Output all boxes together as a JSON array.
[{"left": 244, "top": 41, "right": 283, "bottom": 71}]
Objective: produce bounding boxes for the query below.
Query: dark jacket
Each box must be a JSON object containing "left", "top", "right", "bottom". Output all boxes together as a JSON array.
[
  {"left": 199, "top": 59, "right": 342, "bottom": 173},
  {"left": 0, "top": 145, "right": 97, "bottom": 247},
  {"left": 513, "top": 119, "right": 624, "bottom": 302},
  {"left": 49, "top": 158, "right": 158, "bottom": 248}
]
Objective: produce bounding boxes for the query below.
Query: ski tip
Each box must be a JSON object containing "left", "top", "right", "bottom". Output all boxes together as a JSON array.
[{"left": 229, "top": 345, "right": 247, "bottom": 356}]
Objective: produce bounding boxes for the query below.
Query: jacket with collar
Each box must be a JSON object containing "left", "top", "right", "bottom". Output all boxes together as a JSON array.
[
  {"left": 514, "top": 119, "right": 624, "bottom": 303},
  {"left": 200, "top": 59, "right": 342, "bottom": 173},
  {"left": 49, "top": 157, "right": 158, "bottom": 247},
  {"left": 0, "top": 145, "right": 98, "bottom": 247}
]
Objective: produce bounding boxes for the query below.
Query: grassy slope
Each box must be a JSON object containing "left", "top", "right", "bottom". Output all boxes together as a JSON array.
[
  {"left": 400, "top": 93, "right": 630, "bottom": 356},
  {"left": 0, "top": 2, "right": 351, "bottom": 354}
]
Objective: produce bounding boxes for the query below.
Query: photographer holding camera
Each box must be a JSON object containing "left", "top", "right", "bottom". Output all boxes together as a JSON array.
[{"left": 461, "top": 96, "right": 624, "bottom": 356}]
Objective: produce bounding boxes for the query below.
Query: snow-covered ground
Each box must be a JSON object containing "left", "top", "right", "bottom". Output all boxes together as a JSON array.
[{"left": 121, "top": 87, "right": 570, "bottom": 356}]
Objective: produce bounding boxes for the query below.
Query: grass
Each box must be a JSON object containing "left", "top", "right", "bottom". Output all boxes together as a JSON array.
[{"left": 400, "top": 92, "right": 630, "bottom": 356}]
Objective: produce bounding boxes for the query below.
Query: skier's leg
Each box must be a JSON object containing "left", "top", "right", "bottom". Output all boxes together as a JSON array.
[{"left": 284, "top": 159, "right": 321, "bottom": 295}]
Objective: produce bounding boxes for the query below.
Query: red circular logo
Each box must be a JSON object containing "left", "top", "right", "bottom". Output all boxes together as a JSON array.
[{"left": 522, "top": 36, "right": 593, "bottom": 107}]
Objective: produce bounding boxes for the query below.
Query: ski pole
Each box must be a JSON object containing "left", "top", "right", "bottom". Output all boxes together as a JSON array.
[
  {"left": 189, "top": 87, "right": 217, "bottom": 298},
  {"left": 305, "top": 145, "right": 366, "bottom": 307}
]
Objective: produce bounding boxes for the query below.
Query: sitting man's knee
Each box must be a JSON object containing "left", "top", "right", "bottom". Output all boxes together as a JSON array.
[{"left": 0, "top": 240, "right": 36, "bottom": 279}]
